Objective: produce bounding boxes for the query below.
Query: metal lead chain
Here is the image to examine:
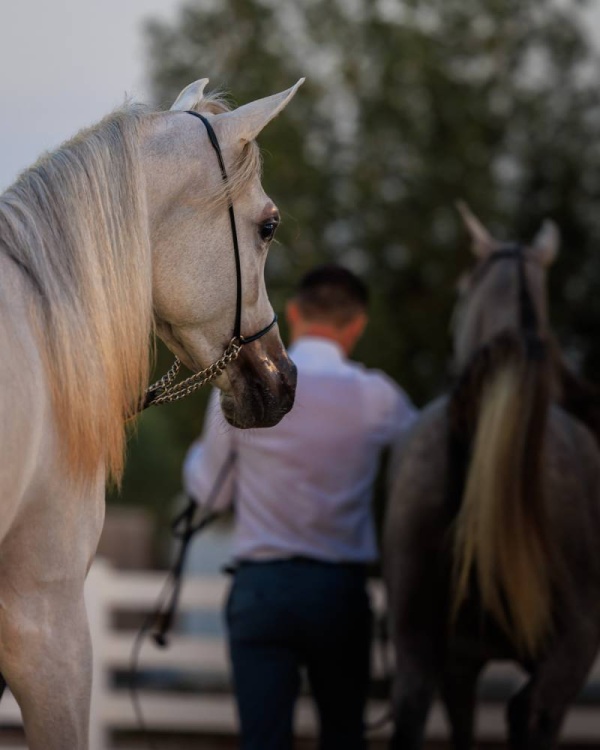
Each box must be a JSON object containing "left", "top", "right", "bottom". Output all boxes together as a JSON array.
[
  {"left": 142, "top": 339, "right": 242, "bottom": 409},
  {"left": 145, "top": 358, "right": 182, "bottom": 397}
]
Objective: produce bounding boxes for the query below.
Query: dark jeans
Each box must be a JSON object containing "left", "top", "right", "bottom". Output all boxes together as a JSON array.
[{"left": 225, "top": 558, "right": 372, "bottom": 750}]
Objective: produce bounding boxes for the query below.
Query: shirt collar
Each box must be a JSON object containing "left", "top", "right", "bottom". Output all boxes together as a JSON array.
[{"left": 288, "top": 336, "right": 346, "bottom": 371}]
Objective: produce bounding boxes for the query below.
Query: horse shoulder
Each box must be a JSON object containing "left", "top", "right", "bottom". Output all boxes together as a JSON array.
[
  {"left": 547, "top": 404, "right": 600, "bottom": 500},
  {"left": 383, "top": 396, "right": 451, "bottom": 641},
  {"left": 383, "top": 397, "right": 450, "bottom": 574},
  {"left": 0, "top": 254, "right": 50, "bottom": 524},
  {"left": 546, "top": 404, "right": 600, "bottom": 584}
]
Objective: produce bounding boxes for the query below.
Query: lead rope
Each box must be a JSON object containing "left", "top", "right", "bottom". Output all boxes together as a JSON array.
[
  {"left": 365, "top": 602, "right": 394, "bottom": 733},
  {"left": 129, "top": 451, "right": 236, "bottom": 750}
]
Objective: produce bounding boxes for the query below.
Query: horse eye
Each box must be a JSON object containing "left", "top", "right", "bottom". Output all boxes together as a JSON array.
[{"left": 259, "top": 218, "right": 279, "bottom": 242}]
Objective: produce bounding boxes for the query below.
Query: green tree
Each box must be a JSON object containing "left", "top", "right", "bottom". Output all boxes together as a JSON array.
[{"left": 113, "top": 0, "right": 600, "bottom": 520}]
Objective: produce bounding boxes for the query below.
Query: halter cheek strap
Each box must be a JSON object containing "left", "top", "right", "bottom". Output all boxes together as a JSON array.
[
  {"left": 185, "top": 110, "right": 278, "bottom": 345},
  {"left": 140, "top": 110, "right": 278, "bottom": 411},
  {"left": 186, "top": 111, "right": 244, "bottom": 342}
]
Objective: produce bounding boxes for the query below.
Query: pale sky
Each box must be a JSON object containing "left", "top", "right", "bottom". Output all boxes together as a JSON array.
[
  {"left": 0, "top": 0, "right": 182, "bottom": 190},
  {"left": 1, "top": 1, "right": 599, "bottom": 192}
]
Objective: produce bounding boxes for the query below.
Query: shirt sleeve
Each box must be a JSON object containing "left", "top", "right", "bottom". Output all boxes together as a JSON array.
[
  {"left": 182, "top": 389, "right": 236, "bottom": 511},
  {"left": 364, "top": 370, "right": 419, "bottom": 446}
]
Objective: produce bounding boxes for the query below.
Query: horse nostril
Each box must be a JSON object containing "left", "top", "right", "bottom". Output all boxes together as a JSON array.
[
  {"left": 288, "top": 361, "right": 298, "bottom": 387},
  {"left": 277, "top": 355, "right": 297, "bottom": 385},
  {"left": 283, "top": 363, "right": 297, "bottom": 399}
]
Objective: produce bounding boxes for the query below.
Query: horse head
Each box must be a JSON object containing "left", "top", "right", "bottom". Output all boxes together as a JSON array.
[
  {"left": 452, "top": 201, "right": 559, "bottom": 373},
  {"left": 144, "top": 78, "right": 304, "bottom": 428}
]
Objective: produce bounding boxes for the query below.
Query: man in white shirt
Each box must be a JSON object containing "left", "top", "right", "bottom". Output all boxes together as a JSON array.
[{"left": 184, "top": 265, "right": 417, "bottom": 750}]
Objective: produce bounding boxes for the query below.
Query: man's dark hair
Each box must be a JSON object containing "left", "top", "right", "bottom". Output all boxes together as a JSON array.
[{"left": 294, "top": 264, "right": 369, "bottom": 327}]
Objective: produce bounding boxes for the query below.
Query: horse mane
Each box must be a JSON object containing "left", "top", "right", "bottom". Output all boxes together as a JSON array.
[
  {"left": 449, "top": 331, "right": 553, "bottom": 655},
  {"left": 0, "top": 94, "right": 260, "bottom": 485}
]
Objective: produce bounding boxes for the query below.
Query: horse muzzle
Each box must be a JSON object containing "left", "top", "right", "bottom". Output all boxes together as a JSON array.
[{"left": 220, "top": 330, "right": 297, "bottom": 429}]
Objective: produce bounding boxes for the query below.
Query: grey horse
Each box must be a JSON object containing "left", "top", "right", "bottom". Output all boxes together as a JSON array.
[{"left": 383, "top": 205, "right": 600, "bottom": 750}]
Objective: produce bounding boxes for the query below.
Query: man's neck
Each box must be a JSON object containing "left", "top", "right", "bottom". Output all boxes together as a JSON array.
[{"left": 292, "top": 325, "right": 344, "bottom": 346}]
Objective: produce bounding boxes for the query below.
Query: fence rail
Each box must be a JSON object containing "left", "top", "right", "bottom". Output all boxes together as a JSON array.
[{"left": 0, "top": 558, "right": 598, "bottom": 748}]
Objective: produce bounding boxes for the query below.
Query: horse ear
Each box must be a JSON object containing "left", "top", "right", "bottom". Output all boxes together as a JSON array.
[
  {"left": 530, "top": 219, "right": 560, "bottom": 267},
  {"left": 213, "top": 78, "right": 305, "bottom": 146},
  {"left": 170, "top": 79, "right": 210, "bottom": 111},
  {"left": 456, "top": 201, "right": 495, "bottom": 258}
]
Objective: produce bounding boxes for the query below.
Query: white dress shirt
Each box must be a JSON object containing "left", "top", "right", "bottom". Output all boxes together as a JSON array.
[{"left": 183, "top": 336, "right": 417, "bottom": 563}]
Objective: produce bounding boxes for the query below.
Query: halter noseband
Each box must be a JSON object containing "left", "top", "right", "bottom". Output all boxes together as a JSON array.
[{"left": 141, "top": 111, "right": 278, "bottom": 410}]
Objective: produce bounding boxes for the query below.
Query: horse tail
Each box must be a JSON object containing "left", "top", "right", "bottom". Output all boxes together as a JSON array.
[{"left": 451, "top": 338, "right": 552, "bottom": 655}]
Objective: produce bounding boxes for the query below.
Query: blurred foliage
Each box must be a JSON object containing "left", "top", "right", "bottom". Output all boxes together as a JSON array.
[{"left": 112, "top": 0, "right": 600, "bottom": 523}]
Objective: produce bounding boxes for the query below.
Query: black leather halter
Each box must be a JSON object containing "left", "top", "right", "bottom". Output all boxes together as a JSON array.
[{"left": 141, "top": 111, "right": 277, "bottom": 410}]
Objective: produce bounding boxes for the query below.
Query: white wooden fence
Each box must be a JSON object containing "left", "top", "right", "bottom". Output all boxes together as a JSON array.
[{"left": 0, "top": 557, "right": 599, "bottom": 748}]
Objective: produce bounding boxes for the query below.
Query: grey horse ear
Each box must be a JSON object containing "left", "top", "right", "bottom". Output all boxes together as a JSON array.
[
  {"left": 170, "top": 79, "right": 210, "bottom": 111},
  {"left": 212, "top": 78, "right": 305, "bottom": 146},
  {"left": 530, "top": 219, "right": 560, "bottom": 267},
  {"left": 456, "top": 200, "right": 496, "bottom": 258}
]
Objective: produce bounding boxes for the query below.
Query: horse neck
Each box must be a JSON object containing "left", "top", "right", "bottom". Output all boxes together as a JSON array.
[{"left": 546, "top": 336, "right": 600, "bottom": 445}]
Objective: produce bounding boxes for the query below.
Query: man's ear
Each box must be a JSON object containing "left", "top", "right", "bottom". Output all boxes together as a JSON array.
[{"left": 346, "top": 312, "right": 368, "bottom": 343}]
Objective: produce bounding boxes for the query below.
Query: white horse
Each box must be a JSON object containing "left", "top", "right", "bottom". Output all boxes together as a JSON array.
[{"left": 0, "top": 76, "right": 302, "bottom": 749}]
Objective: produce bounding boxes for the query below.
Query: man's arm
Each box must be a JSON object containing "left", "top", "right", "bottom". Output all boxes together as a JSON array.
[
  {"left": 182, "top": 389, "right": 236, "bottom": 511},
  {"left": 365, "top": 370, "right": 419, "bottom": 446}
]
